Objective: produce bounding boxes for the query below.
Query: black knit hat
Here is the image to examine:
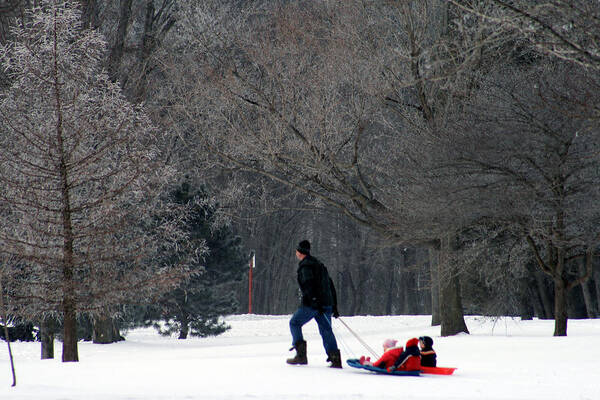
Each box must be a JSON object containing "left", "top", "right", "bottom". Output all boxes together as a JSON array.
[
  {"left": 297, "top": 240, "right": 311, "bottom": 255},
  {"left": 419, "top": 336, "right": 434, "bottom": 349}
]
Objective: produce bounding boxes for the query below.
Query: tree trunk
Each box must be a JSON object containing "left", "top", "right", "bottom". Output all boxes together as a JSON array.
[
  {"left": 40, "top": 317, "right": 56, "bottom": 359},
  {"left": 355, "top": 269, "right": 366, "bottom": 315},
  {"left": 593, "top": 264, "right": 600, "bottom": 316},
  {"left": 580, "top": 256, "right": 599, "bottom": 318},
  {"left": 262, "top": 247, "right": 277, "bottom": 314},
  {"left": 178, "top": 325, "right": 189, "bottom": 339},
  {"left": 405, "top": 275, "right": 419, "bottom": 314},
  {"left": 429, "top": 244, "right": 440, "bottom": 326},
  {"left": 385, "top": 252, "right": 397, "bottom": 315},
  {"left": 399, "top": 250, "right": 407, "bottom": 314},
  {"left": 62, "top": 298, "right": 78, "bottom": 362},
  {"left": 553, "top": 278, "right": 568, "bottom": 336},
  {"left": 0, "top": 275, "right": 16, "bottom": 386},
  {"left": 399, "top": 269, "right": 409, "bottom": 314},
  {"left": 61, "top": 231, "right": 78, "bottom": 360},
  {"left": 518, "top": 274, "right": 534, "bottom": 320},
  {"left": 56, "top": 36, "right": 78, "bottom": 361},
  {"left": 533, "top": 269, "right": 554, "bottom": 319},
  {"left": 417, "top": 248, "right": 431, "bottom": 315},
  {"left": 107, "top": 0, "right": 133, "bottom": 82},
  {"left": 93, "top": 316, "right": 122, "bottom": 344},
  {"left": 531, "top": 291, "right": 545, "bottom": 320},
  {"left": 594, "top": 261, "right": 600, "bottom": 311},
  {"left": 178, "top": 313, "right": 189, "bottom": 339},
  {"left": 581, "top": 280, "right": 597, "bottom": 318},
  {"left": 439, "top": 234, "right": 469, "bottom": 337},
  {"left": 567, "top": 285, "right": 587, "bottom": 318},
  {"left": 427, "top": 0, "right": 449, "bottom": 40},
  {"left": 403, "top": 249, "right": 419, "bottom": 314},
  {"left": 78, "top": 0, "right": 100, "bottom": 29},
  {"left": 344, "top": 269, "right": 357, "bottom": 315},
  {"left": 439, "top": 273, "right": 469, "bottom": 336},
  {"left": 60, "top": 219, "right": 78, "bottom": 361}
]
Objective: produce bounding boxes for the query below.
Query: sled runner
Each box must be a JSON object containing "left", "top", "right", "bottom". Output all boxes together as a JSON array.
[
  {"left": 420, "top": 366, "right": 457, "bottom": 375},
  {"left": 346, "top": 359, "right": 420, "bottom": 376}
]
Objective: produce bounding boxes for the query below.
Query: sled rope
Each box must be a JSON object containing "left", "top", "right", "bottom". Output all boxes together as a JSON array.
[
  {"left": 332, "top": 320, "right": 356, "bottom": 358},
  {"left": 337, "top": 317, "right": 380, "bottom": 359}
]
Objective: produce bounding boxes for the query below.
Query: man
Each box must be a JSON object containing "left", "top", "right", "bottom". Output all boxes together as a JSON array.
[{"left": 286, "top": 240, "right": 342, "bottom": 368}]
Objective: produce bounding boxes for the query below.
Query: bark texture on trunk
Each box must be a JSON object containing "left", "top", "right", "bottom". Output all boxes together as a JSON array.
[
  {"left": 62, "top": 300, "right": 78, "bottom": 362},
  {"left": 439, "top": 234, "right": 469, "bottom": 337},
  {"left": 429, "top": 245, "right": 440, "bottom": 326},
  {"left": 178, "top": 313, "right": 189, "bottom": 339},
  {"left": 553, "top": 279, "right": 568, "bottom": 336},
  {"left": 93, "top": 317, "right": 123, "bottom": 344},
  {"left": 40, "top": 318, "right": 56, "bottom": 359}
]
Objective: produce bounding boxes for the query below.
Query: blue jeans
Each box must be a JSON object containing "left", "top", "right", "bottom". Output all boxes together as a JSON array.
[{"left": 290, "top": 306, "right": 338, "bottom": 354}]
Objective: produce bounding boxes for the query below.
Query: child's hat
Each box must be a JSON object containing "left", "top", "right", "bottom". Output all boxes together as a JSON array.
[
  {"left": 419, "top": 336, "right": 434, "bottom": 348},
  {"left": 383, "top": 338, "right": 397, "bottom": 348}
]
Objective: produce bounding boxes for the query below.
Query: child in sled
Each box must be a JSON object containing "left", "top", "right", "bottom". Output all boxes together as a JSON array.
[
  {"left": 359, "top": 338, "right": 404, "bottom": 369},
  {"left": 387, "top": 337, "right": 421, "bottom": 372},
  {"left": 418, "top": 336, "right": 437, "bottom": 367}
]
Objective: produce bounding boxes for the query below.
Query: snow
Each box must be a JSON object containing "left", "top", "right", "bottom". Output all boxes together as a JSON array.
[{"left": 1, "top": 315, "right": 599, "bottom": 400}]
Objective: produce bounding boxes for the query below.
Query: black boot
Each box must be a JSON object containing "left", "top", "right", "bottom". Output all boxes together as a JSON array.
[
  {"left": 286, "top": 340, "right": 307, "bottom": 365},
  {"left": 328, "top": 349, "right": 342, "bottom": 368}
]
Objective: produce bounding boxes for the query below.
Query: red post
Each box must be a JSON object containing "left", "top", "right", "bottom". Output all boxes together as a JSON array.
[{"left": 248, "top": 252, "right": 255, "bottom": 314}]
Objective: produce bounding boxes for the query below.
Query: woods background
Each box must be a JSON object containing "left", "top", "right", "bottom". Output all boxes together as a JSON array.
[{"left": 0, "top": 0, "right": 599, "bottom": 362}]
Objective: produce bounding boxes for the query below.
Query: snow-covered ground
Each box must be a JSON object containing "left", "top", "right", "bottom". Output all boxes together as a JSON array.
[{"left": 1, "top": 314, "right": 599, "bottom": 400}]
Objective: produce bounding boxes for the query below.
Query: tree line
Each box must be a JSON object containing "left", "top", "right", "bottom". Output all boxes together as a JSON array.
[
  {"left": 160, "top": 0, "right": 599, "bottom": 337},
  {"left": 0, "top": 0, "right": 599, "bottom": 364}
]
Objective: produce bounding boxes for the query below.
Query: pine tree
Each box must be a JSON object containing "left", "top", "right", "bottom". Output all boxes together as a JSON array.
[{"left": 149, "top": 182, "right": 247, "bottom": 338}]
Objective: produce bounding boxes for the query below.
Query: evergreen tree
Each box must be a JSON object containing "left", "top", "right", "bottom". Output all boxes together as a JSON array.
[{"left": 149, "top": 182, "right": 247, "bottom": 338}]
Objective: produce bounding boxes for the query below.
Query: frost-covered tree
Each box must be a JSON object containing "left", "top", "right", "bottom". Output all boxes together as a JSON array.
[
  {"left": 161, "top": 0, "right": 502, "bottom": 336},
  {"left": 443, "top": 63, "right": 600, "bottom": 335},
  {"left": 0, "top": 1, "right": 190, "bottom": 362},
  {"left": 454, "top": 0, "right": 600, "bottom": 70}
]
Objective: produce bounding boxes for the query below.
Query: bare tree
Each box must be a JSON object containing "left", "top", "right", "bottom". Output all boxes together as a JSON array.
[
  {"left": 163, "top": 1, "right": 401, "bottom": 233},
  {"left": 443, "top": 62, "right": 600, "bottom": 335},
  {"left": 0, "top": 1, "right": 24, "bottom": 44},
  {"left": 77, "top": 0, "right": 100, "bottom": 30},
  {"left": 0, "top": 1, "right": 191, "bottom": 361},
  {"left": 453, "top": 0, "right": 600, "bottom": 70},
  {"left": 368, "top": 0, "right": 517, "bottom": 334},
  {"left": 156, "top": 0, "right": 524, "bottom": 335},
  {"left": 99, "top": 0, "right": 178, "bottom": 101},
  {"left": 161, "top": 0, "right": 443, "bottom": 317}
]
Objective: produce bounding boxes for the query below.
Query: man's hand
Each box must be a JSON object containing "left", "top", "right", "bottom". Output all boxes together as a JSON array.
[{"left": 333, "top": 306, "right": 340, "bottom": 318}]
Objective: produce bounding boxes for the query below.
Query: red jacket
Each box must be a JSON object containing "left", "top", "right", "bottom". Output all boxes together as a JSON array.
[
  {"left": 395, "top": 353, "right": 421, "bottom": 371},
  {"left": 391, "top": 338, "right": 421, "bottom": 371},
  {"left": 373, "top": 347, "right": 404, "bottom": 369}
]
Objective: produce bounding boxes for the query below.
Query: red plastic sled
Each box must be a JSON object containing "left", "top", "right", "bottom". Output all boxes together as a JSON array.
[
  {"left": 420, "top": 366, "right": 457, "bottom": 375},
  {"left": 346, "top": 359, "right": 420, "bottom": 376}
]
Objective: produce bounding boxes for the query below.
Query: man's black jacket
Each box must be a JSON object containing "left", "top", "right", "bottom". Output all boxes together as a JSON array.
[{"left": 297, "top": 254, "right": 338, "bottom": 313}]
